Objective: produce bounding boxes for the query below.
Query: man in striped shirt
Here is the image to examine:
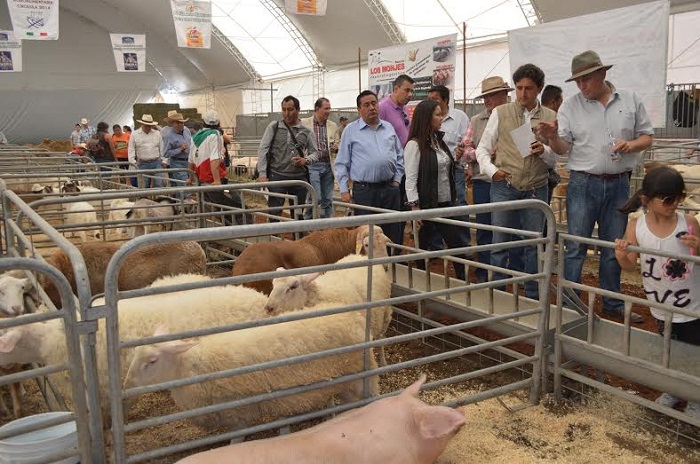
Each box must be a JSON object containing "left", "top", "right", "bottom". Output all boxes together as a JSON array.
[{"left": 301, "top": 98, "right": 339, "bottom": 219}]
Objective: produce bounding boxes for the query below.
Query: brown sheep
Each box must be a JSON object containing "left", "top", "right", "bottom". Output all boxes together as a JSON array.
[
  {"left": 231, "top": 225, "right": 389, "bottom": 295},
  {"left": 40, "top": 241, "right": 207, "bottom": 308}
]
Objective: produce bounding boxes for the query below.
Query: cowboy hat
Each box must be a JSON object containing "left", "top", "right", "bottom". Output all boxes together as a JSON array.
[
  {"left": 565, "top": 50, "right": 613, "bottom": 82},
  {"left": 75, "top": 143, "right": 88, "bottom": 150},
  {"left": 477, "top": 76, "right": 514, "bottom": 98},
  {"left": 136, "top": 114, "right": 158, "bottom": 126},
  {"left": 80, "top": 118, "right": 89, "bottom": 125},
  {"left": 164, "top": 112, "right": 188, "bottom": 123}
]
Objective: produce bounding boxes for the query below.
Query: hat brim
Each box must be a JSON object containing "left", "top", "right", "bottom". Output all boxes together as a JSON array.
[
  {"left": 137, "top": 120, "right": 158, "bottom": 126},
  {"left": 565, "top": 64, "right": 613, "bottom": 82},
  {"left": 164, "top": 117, "right": 189, "bottom": 123},
  {"left": 477, "top": 86, "right": 514, "bottom": 99}
]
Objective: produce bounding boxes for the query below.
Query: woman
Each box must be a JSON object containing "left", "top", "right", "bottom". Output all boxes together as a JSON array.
[
  {"left": 88, "top": 121, "right": 115, "bottom": 163},
  {"left": 405, "top": 99, "right": 470, "bottom": 280}
]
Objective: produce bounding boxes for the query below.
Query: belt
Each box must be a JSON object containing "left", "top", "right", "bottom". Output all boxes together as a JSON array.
[
  {"left": 353, "top": 180, "right": 392, "bottom": 187},
  {"left": 575, "top": 170, "right": 631, "bottom": 180}
]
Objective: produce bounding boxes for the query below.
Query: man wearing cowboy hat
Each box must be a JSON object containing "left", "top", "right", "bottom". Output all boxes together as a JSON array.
[
  {"left": 128, "top": 114, "right": 165, "bottom": 188},
  {"left": 78, "top": 117, "right": 96, "bottom": 143},
  {"left": 461, "top": 76, "right": 513, "bottom": 283},
  {"left": 162, "top": 111, "right": 192, "bottom": 195},
  {"left": 539, "top": 50, "right": 653, "bottom": 322}
]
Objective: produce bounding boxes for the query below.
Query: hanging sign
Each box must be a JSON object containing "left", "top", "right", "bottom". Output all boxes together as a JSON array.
[
  {"left": 7, "top": 0, "right": 60, "bottom": 40},
  {"left": 284, "top": 0, "right": 327, "bottom": 16},
  {"left": 110, "top": 34, "right": 146, "bottom": 72},
  {"left": 0, "top": 31, "right": 22, "bottom": 72},
  {"left": 171, "top": 0, "right": 212, "bottom": 49}
]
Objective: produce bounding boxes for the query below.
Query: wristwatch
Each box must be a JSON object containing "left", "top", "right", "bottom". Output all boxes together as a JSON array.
[{"left": 405, "top": 200, "right": 418, "bottom": 207}]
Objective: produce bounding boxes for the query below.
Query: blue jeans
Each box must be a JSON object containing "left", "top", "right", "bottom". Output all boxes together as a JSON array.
[
  {"left": 137, "top": 159, "right": 164, "bottom": 188},
  {"left": 472, "top": 179, "right": 492, "bottom": 283},
  {"left": 454, "top": 165, "right": 467, "bottom": 206},
  {"left": 169, "top": 159, "right": 190, "bottom": 198},
  {"left": 490, "top": 180, "right": 547, "bottom": 299},
  {"left": 564, "top": 171, "right": 629, "bottom": 311},
  {"left": 304, "top": 162, "right": 335, "bottom": 219}
]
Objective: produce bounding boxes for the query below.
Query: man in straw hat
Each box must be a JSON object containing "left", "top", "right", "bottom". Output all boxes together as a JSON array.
[
  {"left": 475, "top": 64, "right": 557, "bottom": 299},
  {"left": 162, "top": 111, "right": 192, "bottom": 196},
  {"left": 128, "top": 114, "right": 165, "bottom": 188},
  {"left": 539, "top": 50, "right": 653, "bottom": 322},
  {"left": 461, "top": 76, "right": 513, "bottom": 283},
  {"left": 78, "top": 117, "right": 96, "bottom": 143}
]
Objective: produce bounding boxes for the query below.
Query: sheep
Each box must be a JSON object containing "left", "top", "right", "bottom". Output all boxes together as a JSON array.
[
  {"left": 107, "top": 198, "right": 136, "bottom": 237},
  {"left": 264, "top": 254, "right": 393, "bottom": 366},
  {"left": 123, "top": 310, "right": 379, "bottom": 432},
  {"left": 126, "top": 198, "right": 176, "bottom": 237},
  {"left": 63, "top": 201, "right": 100, "bottom": 242},
  {"left": 38, "top": 241, "right": 207, "bottom": 308},
  {"left": 231, "top": 225, "right": 391, "bottom": 295},
  {"left": 0, "top": 274, "right": 271, "bottom": 427}
]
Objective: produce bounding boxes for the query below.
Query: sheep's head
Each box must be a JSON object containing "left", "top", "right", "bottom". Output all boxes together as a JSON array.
[
  {"left": 0, "top": 275, "right": 33, "bottom": 316},
  {"left": 357, "top": 227, "right": 391, "bottom": 259},
  {"left": 264, "top": 268, "right": 321, "bottom": 315},
  {"left": 60, "top": 181, "right": 80, "bottom": 194}
]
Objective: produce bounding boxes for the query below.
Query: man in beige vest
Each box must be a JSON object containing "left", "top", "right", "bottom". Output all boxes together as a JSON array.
[
  {"left": 462, "top": 76, "right": 512, "bottom": 283},
  {"left": 475, "top": 64, "right": 557, "bottom": 299}
]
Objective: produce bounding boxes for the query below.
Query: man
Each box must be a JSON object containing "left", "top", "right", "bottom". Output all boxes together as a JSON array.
[
  {"left": 112, "top": 124, "right": 130, "bottom": 166},
  {"left": 539, "top": 50, "right": 653, "bottom": 322},
  {"left": 301, "top": 98, "right": 339, "bottom": 219},
  {"left": 379, "top": 74, "right": 414, "bottom": 147},
  {"left": 476, "top": 64, "right": 557, "bottom": 299},
  {"left": 257, "top": 95, "right": 319, "bottom": 221},
  {"left": 162, "top": 112, "right": 192, "bottom": 194},
  {"left": 78, "top": 117, "right": 96, "bottom": 143},
  {"left": 70, "top": 123, "right": 81, "bottom": 148},
  {"left": 462, "top": 76, "right": 513, "bottom": 283},
  {"left": 335, "top": 90, "right": 405, "bottom": 246},
  {"left": 541, "top": 84, "right": 564, "bottom": 205},
  {"left": 335, "top": 116, "right": 349, "bottom": 140},
  {"left": 189, "top": 110, "right": 244, "bottom": 225},
  {"left": 128, "top": 114, "right": 165, "bottom": 188}
]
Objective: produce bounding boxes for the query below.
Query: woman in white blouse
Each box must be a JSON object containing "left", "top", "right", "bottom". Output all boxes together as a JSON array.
[{"left": 405, "top": 99, "right": 471, "bottom": 281}]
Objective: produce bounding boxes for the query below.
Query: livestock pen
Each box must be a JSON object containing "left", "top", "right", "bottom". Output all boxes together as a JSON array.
[{"left": 1, "top": 175, "right": 699, "bottom": 462}]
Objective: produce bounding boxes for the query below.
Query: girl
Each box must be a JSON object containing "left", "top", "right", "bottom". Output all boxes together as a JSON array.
[
  {"left": 404, "top": 99, "right": 470, "bottom": 280},
  {"left": 615, "top": 165, "right": 700, "bottom": 417}
]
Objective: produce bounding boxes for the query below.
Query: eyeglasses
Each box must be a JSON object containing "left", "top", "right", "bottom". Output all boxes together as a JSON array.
[
  {"left": 403, "top": 114, "right": 410, "bottom": 126},
  {"left": 656, "top": 193, "right": 686, "bottom": 206}
]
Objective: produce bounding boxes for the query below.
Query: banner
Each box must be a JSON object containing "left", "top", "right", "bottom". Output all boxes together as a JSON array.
[
  {"left": 284, "top": 0, "right": 327, "bottom": 16},
  {"left": 7, "top": 0, "right": 59, "bottom": 40},
  {"left": 368, "top": 34, "right": 458, "bottom": 105},
  {"left": 171, "top": 0, "right": 212, "bottom": 49},
  {"left": 0, "top": 31, "right": 22, "bottom": 72},
  {"left": 110, "top": 34, "right": 146, "bottom": 72}
]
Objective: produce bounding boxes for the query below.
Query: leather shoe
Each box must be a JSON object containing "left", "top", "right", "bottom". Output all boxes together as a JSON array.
[{"left": 602, "top": 307, "right": 644, "bottom": 323}]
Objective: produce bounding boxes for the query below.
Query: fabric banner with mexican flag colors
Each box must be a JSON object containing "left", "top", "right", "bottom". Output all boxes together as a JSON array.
[
  {"left": 284, "top": 0, "right": 327, "bottom": 16},
  {"left": 0, "top": 31, "right": 22, "bottom": 72},
  {"left": 170, "top": 0, "right": 212, "bottom": 49},
  {"left": 110, "top": 34, "right": 146, "bottom": 72},
  {"left": 7, "top": 0, "right": 59, "bottom": 40}
]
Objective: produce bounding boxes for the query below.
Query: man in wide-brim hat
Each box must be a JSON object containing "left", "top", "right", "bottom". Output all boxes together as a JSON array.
[
  {"left": 129, "top": 114, "right": 165, "bottom": 188},
  {"left": 162, "top": 112, "right": 192, "bottom": 197},
  {"left": 538, "top": 49, "right": 654, "bottom": 323},
  {"left": 476, "top": 76, "right": 514, "bottom": 99}
]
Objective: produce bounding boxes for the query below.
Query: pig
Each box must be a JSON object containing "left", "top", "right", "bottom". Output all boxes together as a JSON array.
[{"left": 176, "top": 375, "right": 465, "bottom": 464}]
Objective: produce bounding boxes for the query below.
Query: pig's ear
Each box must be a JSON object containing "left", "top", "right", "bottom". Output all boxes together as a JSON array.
[
  {"left": 403, "top": 374, "right": 427, "bottom": 398},
  {"left": 414, "top": 406, "right": 466, "bottom": 439}
]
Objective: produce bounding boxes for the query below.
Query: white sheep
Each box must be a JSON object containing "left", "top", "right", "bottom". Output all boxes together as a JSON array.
[
  {"left": 38, "top": 241, "right": 207, "bottom": 309},
  {"left": 264, "top": 254, "right": 393, "bottom": 366},
  {"left": 123, "top": 310, "right": 380, "bottom": 432},
  {"left": 63, "top": 201, "right": 100, "bottom": 242},
  {"left": 0, "top": 274, "right": 34, "bottom": 316},
  {"left": 126, "top": 198, "right": 176, "bottom": 237},
  {"left": 0, "top": 274, "right": 271, "bottom": 425},
  {"left": 232, "top": 225, "right": 391, "bottom": 295},
  {"left": 107, "top": 198, "right": 136, "bottom": 237}
]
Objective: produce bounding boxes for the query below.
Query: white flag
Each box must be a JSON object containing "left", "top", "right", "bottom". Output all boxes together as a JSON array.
[
  {"left": 110, "top": 34, "right": 146, "bottom": 72},
  {"left": 171, "top": 0, "right": 212, "bottom": 49},
  {"left": 7, "top": 0, "right": 59, "bottom": 40},
  {"left": 284, "top": 0, "right": 327, "bottom": 16},
  {"left": 0, "top": 31, "right": 22, "bottom": 72}
]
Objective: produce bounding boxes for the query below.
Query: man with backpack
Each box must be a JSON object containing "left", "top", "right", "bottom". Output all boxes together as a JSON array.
[{"left": 256, "top": 95, "right": 319, "bottom": 221}]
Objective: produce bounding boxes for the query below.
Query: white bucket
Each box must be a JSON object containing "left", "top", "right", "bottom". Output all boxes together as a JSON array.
[{"left": 0, "top": 411, "right": 79, "bottom": 464}]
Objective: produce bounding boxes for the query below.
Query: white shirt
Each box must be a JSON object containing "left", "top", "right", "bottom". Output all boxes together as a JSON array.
[
  {"left": 128, "top": 128, "right": 164, "bottom": 164},
  {"left": 475, "top": 103, "right": 556, "bottom": 180},
  {"left": 440, "top": 107, "right": 469, "bottom": 164},
  {"left": 404, "top": 140, "right": 451, "bottom": 204}
]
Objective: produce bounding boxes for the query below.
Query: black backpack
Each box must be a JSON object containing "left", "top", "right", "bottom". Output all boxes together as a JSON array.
[{"left": 86, "top": 134, "right": 106, "bottom": 159}]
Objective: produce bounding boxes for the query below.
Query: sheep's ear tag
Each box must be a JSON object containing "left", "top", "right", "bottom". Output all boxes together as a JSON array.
[{"left": 356, "top": 242, "right": 362, "bottom": 254}]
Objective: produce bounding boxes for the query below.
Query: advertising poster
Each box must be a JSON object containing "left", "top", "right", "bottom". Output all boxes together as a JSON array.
[
  {"left": 368, "top": 34, "right": 457, "bottom": 106},
  {"left": 284, "top": 0, "right": 327, "bottom": 16},
  {"left": 171, "top": 0, "right": 212, "bottom": 49},
  {"left": 110, "top": 34, "right": 146, "bottom": 72},
  {"left": 0, "top": 31, "right": 22, "bottom": 72},
  {"left": 7, "top": 0, "right": 59, "bottom": 40}
]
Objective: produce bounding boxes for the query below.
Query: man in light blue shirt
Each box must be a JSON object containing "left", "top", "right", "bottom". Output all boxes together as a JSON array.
[
  {"left": 161, "top": 112, "right": 192, "bottom": 197},
  {"left": 335, "top": 90, "right": 405, "bottom": 245}
]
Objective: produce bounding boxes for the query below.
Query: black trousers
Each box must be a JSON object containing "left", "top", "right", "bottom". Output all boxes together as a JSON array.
[
  {"left": 352, "top": 181, "right": 403, "bottom": 247},
  {"left": 267, "top": 172, "right": 308, "bottom": 222},
  {"left": 202, "top": 179, "right": 245, "bottom": 226}
]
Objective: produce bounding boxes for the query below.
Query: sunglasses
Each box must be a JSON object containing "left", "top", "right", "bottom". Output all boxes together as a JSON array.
[
  {"left": 655, "top": 193, "right": 686, "bottom": 206},
  {"left": 403, "top": 114, "right": 410, "bottom": 126}
]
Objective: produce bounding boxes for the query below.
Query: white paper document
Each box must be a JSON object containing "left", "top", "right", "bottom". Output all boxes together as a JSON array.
[{"left": 510, "top": 121, "right": 536, "bottom": 158}]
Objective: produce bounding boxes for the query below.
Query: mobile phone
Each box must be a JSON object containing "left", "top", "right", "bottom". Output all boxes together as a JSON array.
[{"left": 676, "top": 231, "right": 688, "bottom": 238}]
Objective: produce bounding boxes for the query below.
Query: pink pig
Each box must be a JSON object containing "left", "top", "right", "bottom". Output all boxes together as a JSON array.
[{"left": 177, "top": 374, "right": 465, "bottom": 464}]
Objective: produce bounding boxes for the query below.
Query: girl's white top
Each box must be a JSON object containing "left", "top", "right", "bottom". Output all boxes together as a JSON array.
[{"left": 637, "top": 212, "right": 699, "bottom": 322}]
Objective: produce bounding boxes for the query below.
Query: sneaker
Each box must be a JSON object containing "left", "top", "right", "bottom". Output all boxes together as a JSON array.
[
  {"left": 685, "top": 402, "right": 700, "bottom": 418},
  {"left": 601, "top": 307, "right": 644, "bottom": 323},
  {"left": 655, "top": 392, "right": 683, "bottom": 408}
]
